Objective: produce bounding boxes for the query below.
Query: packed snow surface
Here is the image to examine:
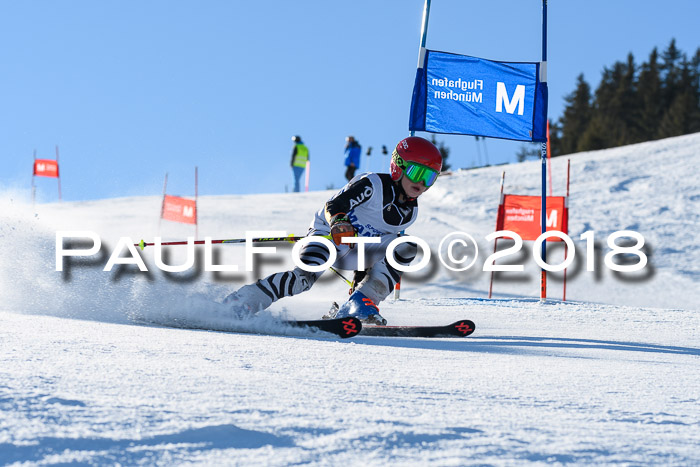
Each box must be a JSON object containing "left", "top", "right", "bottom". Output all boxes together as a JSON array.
[{"left": 1, "top": 133, "right": 699, "bottom": 465}]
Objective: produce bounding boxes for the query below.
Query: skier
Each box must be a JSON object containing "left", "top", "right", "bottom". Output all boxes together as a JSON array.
[{"left": 225, "top": 136, "right": 442, "bottom": 325}]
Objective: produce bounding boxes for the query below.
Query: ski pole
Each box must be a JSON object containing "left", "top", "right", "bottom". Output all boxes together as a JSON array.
[
  {"left": 138, "top": 234, "right": 355, "bottom": 289},
  {"left": 136, "top": 234, "right": 331, "bottom": 250},
  {"left": 330, "top": 267, "right": 353, "bottom": 287}
]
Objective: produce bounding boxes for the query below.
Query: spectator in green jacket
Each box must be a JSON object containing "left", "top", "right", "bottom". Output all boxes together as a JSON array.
[{"left": 290, "top": 135, "right": 309, "bottom": 192}]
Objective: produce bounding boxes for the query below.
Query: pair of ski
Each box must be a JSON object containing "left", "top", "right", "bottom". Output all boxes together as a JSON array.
[{"left": 289, "top": 316, "right": 475, "bottom": 339}]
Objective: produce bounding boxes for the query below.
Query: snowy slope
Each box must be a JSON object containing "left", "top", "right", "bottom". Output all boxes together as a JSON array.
[{"left": 1, "top": 134, "right": 699, "bottom": 465}]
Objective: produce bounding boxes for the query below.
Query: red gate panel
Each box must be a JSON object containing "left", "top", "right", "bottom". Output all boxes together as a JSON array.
[
  {"left": 33, "top": 159, "right": 59, "bottom": 178},
  {"left": 161, "top": 195, "right": 197, "bottom": 225},
  {"left": 496, "top": 195, "right": 567, "bottom": 241}
]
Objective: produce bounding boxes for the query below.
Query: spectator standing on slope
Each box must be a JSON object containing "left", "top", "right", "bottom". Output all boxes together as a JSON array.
[
  {"left": 344, "top": 136, "right": 361, "bottom": 181},
  {"left": 290, "top": 135, "right": 309, "bottom": 192}
]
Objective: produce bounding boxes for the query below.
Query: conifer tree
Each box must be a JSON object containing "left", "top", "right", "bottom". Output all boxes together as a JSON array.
[
  {"left": 659, "top": 56, "right": 700, "bottom": 137},
  {"left": 559, "top": 74, "right": 592, "bottom": 154},
  {"left": 545, "top": 39, "right": 700, "bottom": 161},
  {"left": 616, "top": 53, "right": 641, "bottom": 144},
  {"left": 579, "top": 62, "right": 627, "bottom": 150},
  {"left": 636, "top": 48, "right": 663, "bottom": 139},
  {"left": 658, "top": 38, "right": 683, "bottom": 138},
  {"left": 548, "top": 120, "right": 562, "bottom": 157},
  {"left": 691, "top": 48, "right": 700, "bottom": 130}
]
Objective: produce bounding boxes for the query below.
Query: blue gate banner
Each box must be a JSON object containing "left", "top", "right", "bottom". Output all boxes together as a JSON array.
[{"left": 409, "top": 50, "right": 548, "bottom": 142}]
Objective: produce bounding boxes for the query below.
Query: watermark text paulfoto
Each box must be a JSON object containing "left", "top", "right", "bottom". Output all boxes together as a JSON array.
[{"left": 55, "top": 230, "right": 649, "bottom": 275}]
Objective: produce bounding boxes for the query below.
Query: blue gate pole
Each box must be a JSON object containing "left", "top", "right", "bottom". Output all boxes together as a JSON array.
[
  {"left": 540, "top": 0, "right": 548, "bottom": 302},
  {"left": 410, "top": 0, "right": 431, "bottom": 138},
  {"left": 398, "top": 0, "right": 431, "bottom": 300}
]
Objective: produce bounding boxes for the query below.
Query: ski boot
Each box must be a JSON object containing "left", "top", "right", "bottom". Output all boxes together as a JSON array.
[
  {"left": 322, "top": 302, "right": 340, "bottom": 320},
  {"left": 222, "top": 281, "right": 273, "bottom": 319},
  {"left": 335, "top": 290, "right": 387, "bottom": 325}
]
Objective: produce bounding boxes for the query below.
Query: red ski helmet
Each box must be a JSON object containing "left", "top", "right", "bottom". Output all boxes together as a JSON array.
[{"left": 390, "top": 136, "right": 443, "bottom": 184}]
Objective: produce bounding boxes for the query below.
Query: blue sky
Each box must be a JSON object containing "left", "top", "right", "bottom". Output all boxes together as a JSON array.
[{"left": 2, "top": 0, "right": 699, "bottom": 201}]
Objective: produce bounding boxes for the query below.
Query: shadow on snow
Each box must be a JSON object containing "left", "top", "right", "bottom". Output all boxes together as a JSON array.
[
  {"left": 353, "top": 335, "right": 700, "bottom": 357},
  {"left": 0, "top": 424, "right": 293, "bottom": 464}
]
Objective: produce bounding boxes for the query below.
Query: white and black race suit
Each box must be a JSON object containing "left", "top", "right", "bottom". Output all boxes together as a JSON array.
[{"left": 251, "top": 172, "right": 420, "bottom": 308}]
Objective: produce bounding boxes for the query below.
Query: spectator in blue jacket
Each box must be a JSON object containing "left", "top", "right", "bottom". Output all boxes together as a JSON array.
[{"left": 344, "top": 136, "right": 361, "bottom": 181}]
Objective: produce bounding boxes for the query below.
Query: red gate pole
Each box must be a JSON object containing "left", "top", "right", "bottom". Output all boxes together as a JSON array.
[
  {"left": 56, "top": 146, "right": 62, "bottom": 201},
  {"left": 547, "top": 121, "right": 553, "bottom": 196},
  {"left": 489, "top": 171, "right": 506, "bottom": 299},
  {"left": 159, "top": 173, "right": 168, "bottom": 234},
  {"left": 32, "top": 149, "right": 37, "bottom": 209},
  {"left": 194, "top": 166, "right": 199, "bottom": 240},
  {"left": 563, "top": 159, "right": 571, "bottom": 301}
]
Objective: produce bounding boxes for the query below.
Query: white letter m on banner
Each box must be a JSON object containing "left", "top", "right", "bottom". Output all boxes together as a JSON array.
[{"left": 496, "top": 82, "right": 525, "bottom": 115}]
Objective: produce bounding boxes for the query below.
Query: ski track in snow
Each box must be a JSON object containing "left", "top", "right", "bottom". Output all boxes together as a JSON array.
[{"left": 1, "top": 133, "right": 699, "bottom": 465}]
